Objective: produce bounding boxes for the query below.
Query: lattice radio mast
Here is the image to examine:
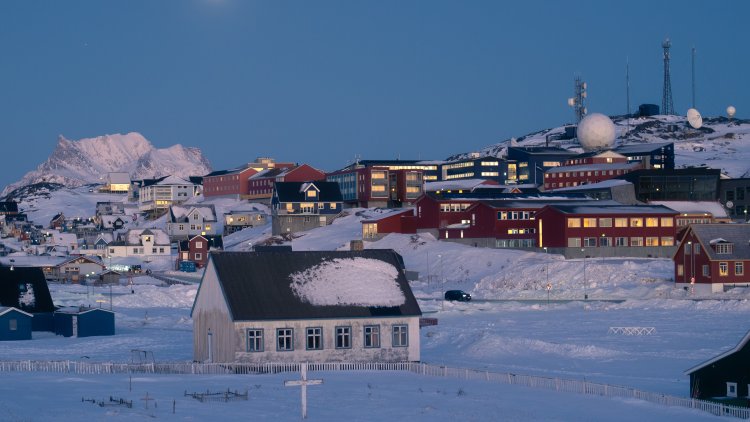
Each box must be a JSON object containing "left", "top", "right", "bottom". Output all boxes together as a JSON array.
[
  {"left": 661, "top": 38, "right": 674, "bottom": 115},
  {"left": 568, "top": 76, "right": 587, "bottom": 123}
]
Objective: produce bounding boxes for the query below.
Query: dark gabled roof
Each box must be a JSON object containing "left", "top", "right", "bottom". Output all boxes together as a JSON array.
[
  {"left": 0, "top": 266, "right": 55, "bottom": 313},
  {"left": 685, "top": 329, "right": 750, "bottom": 375},
  {"left": 139, "top": 176, "right": 169, "bottom": 187},
  {"left": 425, "top": 191, "right": 590, "bottom": 201},
  {"left": 200, "top": 250, "right": 421, "bottom": 321},
  {"left": 275, "top": 181, "right": 343, "bottom": 202},
  {"left": 544, "top": 204, "right": 678, "bottom": 215},
  {"left": 480, "top": 199, "right": 622, "bottom": 210},
  {"left": 613, "top": 142, "right": 673, "bottom": 155},
  {"left": 189, "top": 176, "right": 203, "bottom": 185},
  {"left": 0, "top": 202, "right": 19, "bottom": 214},
  {"left": 689, "top": 224, "right": 750, "bottom": 261}
]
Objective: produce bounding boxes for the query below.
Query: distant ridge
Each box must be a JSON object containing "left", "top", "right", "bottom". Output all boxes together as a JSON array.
[{"left": 2, "top": 132, "right": 212, "bottom": 197}]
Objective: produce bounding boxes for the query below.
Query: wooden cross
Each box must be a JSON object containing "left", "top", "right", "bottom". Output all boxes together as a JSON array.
[
  {"left": 141, "top": 392, "right": 154, "bottom": 409},
  {"left": 284, "top": 362, "right": 323, "bottom": 419}
]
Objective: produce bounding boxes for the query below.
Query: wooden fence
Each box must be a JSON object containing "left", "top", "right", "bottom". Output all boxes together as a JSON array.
[{"left": 0, "top": 360, "right": 746, "bottom": 419}]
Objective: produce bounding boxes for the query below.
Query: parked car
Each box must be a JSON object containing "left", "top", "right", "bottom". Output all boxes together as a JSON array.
[{"left": 444, "top": 290, "right": 471, "bottom": 302}]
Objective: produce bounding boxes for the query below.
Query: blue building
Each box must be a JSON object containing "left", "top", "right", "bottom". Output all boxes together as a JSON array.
[
  {"left": 54, "top": 307, "right": 115, "bottom": 338},
  {"left": 0, "top": 307, "right": 32, "bottom": 341},
  {"left": 271, "top": 181, "right": 343, "bottom": 235}
]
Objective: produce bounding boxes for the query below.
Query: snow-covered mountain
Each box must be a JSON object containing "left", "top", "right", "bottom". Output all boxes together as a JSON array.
[
  {"left": 1, "top": 132, "right": 212, "bottom": 197},
  {"left": 447, "top": 115, "right": 750, "bottom": 178}
]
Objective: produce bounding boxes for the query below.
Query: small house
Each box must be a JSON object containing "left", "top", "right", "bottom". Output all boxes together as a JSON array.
[
  {"left": 0, "top": 265, "right": 55, "bottom": 331},
  {"left": 177, "top": 235, "right": 223, "bottom": 269},
  {"left": 166, "top": 205, "right": 218, "bottom": 239},
  {"left": 0, "top": 307, "right": 33, "bottom": 341},
  {"left": 54, "top": 306, "right": 115, "bottom": 337},
  {"left": 191, "top": 249, "right": 422, "bottom": 363},
  {"left": 685, "top": 330, "right": 750, "bottom": 401},
  {"left": 271, "top": 181, "right": 343, "bottom": 235}
]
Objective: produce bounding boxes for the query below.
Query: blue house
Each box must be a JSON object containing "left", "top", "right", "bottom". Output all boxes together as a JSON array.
[
  {"left": 0, "top": 307, "right": 32, "bottom": 341},
  {"left": 54, "top": 306, "right": 115, "bottom": 338},
  {"left": 271, "top": 181, "right": 343, "bottom": 235},
  {"left": 0, "top": 265, "right": 55, "bottom": 331}
]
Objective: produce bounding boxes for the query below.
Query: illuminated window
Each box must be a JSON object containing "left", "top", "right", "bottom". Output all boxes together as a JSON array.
[
  {"left": 583, "top": 218, "right": 597, "bottom": 228},
  {"left": 660, "top": 237, "right": 674, "bottom": 246},
  {"left": 599, "top": 218, "right": 612, "bottom": 227},
  {"left": 307, "top": 190, "right": 317, "bottom": 197},
  {"left": 630, "top": 237, "right": 643, "bottom": 246},
  {"left": 567, "top": 238, "right": 581, "bottom": 247},
  {"left": 630, "top": 218, "right": 643, "bottom": 227},
  {"left": 660, "top": 217, "right": 673, "bottom": 227},
  {"left": 719, "top": 262, "right": 729, "bottom": 276},
  {"left": 615, "top": 218, "right": 628, "bottom": 227},
  {"left": 567, "top": 218, "right": 581, "bottom": 228},
  {"left": 645, "top": 237, "right": 659, "bottom": 246}
]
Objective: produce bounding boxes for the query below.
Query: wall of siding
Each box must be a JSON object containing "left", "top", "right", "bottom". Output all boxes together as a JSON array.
[{"left": 192, "top": 262, "right": 235, "bottom": 362}]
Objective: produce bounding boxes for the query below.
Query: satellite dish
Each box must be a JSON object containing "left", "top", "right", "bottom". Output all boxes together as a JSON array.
[
  {"left": 568, "top": 98, "right": 576, "bottom": 107},
  {"left": 727, "top": 106, "right": 736, "bottom": 118},
  {"left": 726, "top": 200, "right": 734, "bottom": 210},
  {"left": 687, "top": 108, "right": 703, "bottom": 129}
]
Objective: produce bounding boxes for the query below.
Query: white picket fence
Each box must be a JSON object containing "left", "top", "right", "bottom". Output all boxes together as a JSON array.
[{"left": 0, "top": 360, "right": 746, "bottom": 419}]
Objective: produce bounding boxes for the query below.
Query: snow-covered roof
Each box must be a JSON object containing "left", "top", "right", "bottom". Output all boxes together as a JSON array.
[
  {"left": 0, "top": 256, "right": 67, "bottom": 267},
  {"left": 550, "top": 179, "right": 632, "bottom": 192},
  {"left": 0, "top": 307, "right": 32, "bottom": 318},
  {"left": 125, "top": 229, "right": 170, "bottom": 245},
  {"left": 445, "top": 223, "right": 470, "bottom": 229},
  {"left": 709, "top": 238, "right": 729, "bottom": 245},
  {"left": 685, "top": 329, "right": 750, "bottom": 375},
  {"left": 649, "top": 201, "right": 728, "bottom": 218},
  {"left": 155, "top": 175, "right": 193, "bottom": 186},
  {"left": 546, "top": 162, "right": 640, "bottom": 174},
  {"left": 107, "top": 172, "right": 130, "bottom": 184},
  {"left": 170, "top": 205, "right": 217, "bottom": 222},
  {"left": 425, "top": 179, "right": 498, "bottom": 192}
]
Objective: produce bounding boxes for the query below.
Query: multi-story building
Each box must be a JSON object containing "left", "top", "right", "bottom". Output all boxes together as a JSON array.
[
  {"left": 166, "top": 205, "right": 218, "bottom": 240},
  {"left": 613, "top": 142, "right": 674, "bottom": 170},
  {"left": 271, "top": 181, "right": 343, "bottom": 235},
  {"left": 439, "top": 154, "right": 519, "bottom": 184},
  {"left": 223, "top": 210, "right": 268, "bottom": 235},
  {"left": 106, "top": 229, "right": 172, "bottom": 259},
  {"left": 203, "top": 158, "right": 296, "bottom": 199},
  {"left": 507, "top": 146, "right": 579, "bottom": 186},
  {"left": 327, "top": 164, "right": 425, "bottom": 208},
  {"left": 138, "top": 176, "right": 200, "bottom": 215},
  {"left": 247, "top": 164, "right": 326, "bottom": 203},
  {"left": 617, "top": 168, "right": 721, "bottom": 202},
  {"left": 718, "top": 178, "right": 750, "bottom": 221}
]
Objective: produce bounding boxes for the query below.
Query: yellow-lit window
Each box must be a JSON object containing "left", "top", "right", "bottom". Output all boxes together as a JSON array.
[
  {"left": 567, "top": 218, "right": 581, "bottom": 228},
  {"left": 371, "top": 171, "right": 386, "bottom": 179},
  {"left": 307, "top": 190, "right": 317, "bottom": 197},
  {"left": 660, "top": 237, "right": 674, "bottom": 246},
  {"left": 645, "top": 217, "right": 658, "bottom": 227},
  {"left": 371, "top": 185, "right": 386, "bottom": 192},
  {"left": 645, "top": 237, "right": 659, "bottom": 246},
  {"left": 719, "top": 262, "right": 728, "bottom": 276},
  {"left": 583, "top": 218, "right": 597, "bottom": 228},
  {"left": 599, "top": 218, "right": 612, "bottom": 227},
  {"left": 660, "top": 217, "right": 673, "bottom": 227},
  {"left": 615, "top": 218, "right": 628, "bottom": 227},
  {"left": 286, "top": 203, "right": 293, "bottom": 212},
  {"left": 630, "top": 218, "right": 643, "bottom": 227}
]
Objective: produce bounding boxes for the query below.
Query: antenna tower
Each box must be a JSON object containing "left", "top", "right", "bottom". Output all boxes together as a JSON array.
[
  {"left": 691, "top": 46, "right": 696, "bottom": 108},
  {"left": 568, "top": 76, "right": 587, "bottom": 123},
  {"left": 661, "top": 38, "right": 674, "bottom": 115}
]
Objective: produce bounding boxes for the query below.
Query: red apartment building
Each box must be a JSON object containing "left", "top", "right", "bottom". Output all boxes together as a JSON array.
[
  {"left": 544, "top": 151, "right": 641, "bottom": 191},
  {"left": 327, "top": 166, "right": 424, "bottom": 208},
  {"left": 247, "top": 164, "right": 326, "bottom": 202},
  {"left": 203, "top": 158, "right": 296, "bottom": 199}
]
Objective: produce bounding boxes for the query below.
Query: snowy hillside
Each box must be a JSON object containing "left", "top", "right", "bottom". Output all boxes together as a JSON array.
[
  {"left": 448, "top": 114, "right": 750, "bottom": 178},
  {"left": 1, "top": 132, "right": 212, "bottom": 197}
]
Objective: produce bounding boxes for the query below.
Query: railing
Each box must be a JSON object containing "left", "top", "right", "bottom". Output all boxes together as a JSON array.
[{"left": 0, "top": 360, "right": 746, "bottom": 419}]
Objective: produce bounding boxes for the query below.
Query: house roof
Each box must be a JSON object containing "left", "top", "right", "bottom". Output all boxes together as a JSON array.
[
  {"left": 688, "top": 224, "right": 750, "bottom": 261},
  {"left": 550, "top": 179, "right": 632, "bottom": 192},
  {"left": 613, "top": 142, "right": 673, "bottom": 155},
  {"left": 107, "top": 172, "right": 130, "bottom": 184},
  {"left": 124, "top": 229, "right": 170, "bottom": 246},
  {"left": 169, "top": 205, "right": 217, "bottom": 223},
  {"left": 155, "top": 175, "right": 193, "bottom": 186},
  {"left": 544, "top": 204, "right": 678, "bottom": 215},
  {"left": 0, "top": 306, "right": 33, "bottom": 318},
  {"left": 546, "top": 162, "right": 640, "bottom": 174},
  {"left": 0, "top": 202, "right": 19, "bottom": 214},
  {"left": 55, "top": 306, "right": 115, "bottom": 315},
  {"left": 197, "top": 250, "right": 421, "bottom": 321},
  {"left": 275, "top": 181, "right": 343, "bottom": 202},
  {"left": 685, "top": 329, "right": 750, "bottom": 375},
  {"left": 649, "top": 201, "right": 728, "bottom": 218},
  {"left": 0, "top": 265, "right": 55, "bottom": 313}
]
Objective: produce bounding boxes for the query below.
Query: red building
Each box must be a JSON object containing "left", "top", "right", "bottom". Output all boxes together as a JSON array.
[
  {"left": 545, "top": 151, "right": 641, "bottom": 191},
  {"left": 247, "top": 164, "right": 326, "bottom": 202},
  {"left": 674, "top": 224, "right": 750, "bottom": 294},
  {"left": 536, "top": 204, "right": 678, "bottom": 253},
  {"left": 203, "top": 158, "right": 296, "bottom": 199},
  {"left": 177, "top": 235, "right": 223, "bottom": 269},
  {"left": 327, "top": 165, "right": 425, "bottom": 208}
]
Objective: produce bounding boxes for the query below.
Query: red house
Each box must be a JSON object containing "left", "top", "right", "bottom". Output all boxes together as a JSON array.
[
  {"left": 674, "top": 224, "right": 750, "bottom": 294},
  {"left": 536, "top": 204, "right": 678, "bottom": 257},
  {"left": 247, "top": 164, "right": 325, "bottom": 203},
  {"left": 177, "top": 235, "right": 223, "bottom": 269}
]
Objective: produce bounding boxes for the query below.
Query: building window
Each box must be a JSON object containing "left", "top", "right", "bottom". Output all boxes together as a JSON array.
[
  {"left": 246, "top": 329, "right": 263, "bottom": 352},
  {"left": 630, "top": 237, "right": 643, "bottom": 247},
  {"left": 719, "top": 262, "right": 729, "bottom": 276},
  {"left": 599, "top": 218, "right": 612, "bottom": 227},
  {"left": 660, "top": 217, "right": 673, "bottom": 227},
  {"left": 567, "top": 238, "right": 582, "bottom": 247},
  {"left": 630, "top": 218, "right": 643, "bottom": 227},
  {"left": 727, "top": 382, "right": 738, "bottom": 398},
  {"left": 9, "top": 319, "right": 17, "bottom": 331},
  {"left": 677, "top": 264, "right": 684, "bottom": 276},
  {"left": 694, "top": 244, "right": 701, "bottom": 255},
  {"left": 645, "top": 217, "right": 659, "bottom": 227},
  {"left": 645, "top": 237, "right": 659, "bottom": 247},
  {"left": 702, "top": 265, "right": 710, "bottom": 277},
  {"left": 277, "top": 328, "right": 294, "bottom": 351},
  {"left": 583, "top": 237, "right": 597, "bottom": 247},
  {"left": 615, "top": 237, "right": 627, "bottom": 247},
  {"left": 392, "top": 325, "right": 408, "bottom": 347},
  {"left": 715, "top": 243, "right": 733, "bottom": 254},
  {"left": 335, "top": 326, "right": 352, "bottom": 349},
  {"left": 599, "top": 237, "right": 612, "bottom": 247},
  {"left": 195, "top": 253, "right": 202, "bottom": 260},
  {"left": 583, "top": 218, "right": 597, "bottom": 228},
  {"left": 615, "top": 218, "right": 628, "bottom": 228},
  {"left": 660, "top": 237, "right": 674, "bottom": 246},
  {"left": 567, "top": 218, "right": 581, "bottom": 228},
  {"left": 736, "top": 262, "right": 744, "bottom": 276},
  {"left": 306, "top": 327, "right": 323, "bottom": 350},
  {"left": 307, "top": 190, "right": 317, "bottom": 198},
  {"left": 364, "top": 325, "right": 381, "bottom": 348}
]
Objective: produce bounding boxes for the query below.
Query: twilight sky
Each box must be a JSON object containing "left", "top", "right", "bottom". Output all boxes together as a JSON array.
[{"left": 1, "top": 1, "right": 747, "bottom": 191}]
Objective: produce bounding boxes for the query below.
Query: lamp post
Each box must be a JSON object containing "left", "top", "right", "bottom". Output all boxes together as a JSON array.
[
  {"left": 543, "top": 247, "right": 548, "bottom": 286},
  {"left": 581, "top": 248, "right": 587, "bottom": 300},
  {"left": 685, "top": 241, "right": 691, "bottom": 284},
  {"left": 437, "top": 254, "right": 444, "bottom": 285}
]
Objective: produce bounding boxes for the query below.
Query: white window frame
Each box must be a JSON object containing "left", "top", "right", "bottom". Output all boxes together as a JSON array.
[
  {"left": 335, "top": 326, "right": 352, "bottom": 349},
  {"left": 246, "top": 328, "right": 263, "bottom": 352},
  {"left": 392, "top": 325, "right": 408, "bottom": 347},
  {"left": 727, "top": 382, "right": 738, "bottom": 398},
  {"left": 364, "top": 325, "right": 380, "bottom": 348}
]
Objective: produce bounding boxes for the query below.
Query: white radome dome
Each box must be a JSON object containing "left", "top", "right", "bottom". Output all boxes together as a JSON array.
[
  {"left": 727, "top": 106, "right": 736, "bottom": 118},
  {"left": 577, "top": 113, "right": 616, "bottom": 151}
]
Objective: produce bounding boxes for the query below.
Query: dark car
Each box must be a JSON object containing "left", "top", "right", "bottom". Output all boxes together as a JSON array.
[{"left": 444, "top": 290, "right": 471, "bottom": 302}]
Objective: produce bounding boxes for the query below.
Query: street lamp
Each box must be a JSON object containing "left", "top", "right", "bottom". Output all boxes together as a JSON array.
[
  {"left": 581, "top": 248, "right": 587, "bottom": 300},
  {"left": 543, "top": 247, "right": 548, "bottom": 286},
  {"left": 437, "top": 254, "right": 444, "bottom": 284}
]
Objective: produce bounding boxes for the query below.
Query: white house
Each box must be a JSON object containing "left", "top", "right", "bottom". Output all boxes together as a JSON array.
[
  {"left": 166, "top": 205, "right": 218, "bottom": 239},
  {"left": 223, "top": 210, "right": 268, "bottom": 235},
  {"left": 107, "top": 229, "right": 172, "bottom": 259},
  {"left": 138, "top": 176, "right": 200, "bottom": 214},
  {"left": 104, "top": 172, "right": 131, "bottom": 193},
  {"left": 191, "top": 249, "right": 422, "bottom": 363}
]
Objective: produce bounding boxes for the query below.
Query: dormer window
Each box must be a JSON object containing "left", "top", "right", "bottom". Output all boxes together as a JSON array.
[
  {"left": 715, "top": 243, "right": 733, "bottom": 254},
  {"left": 306, "top": 190, "right": 317, "bottom": 198},
  {"left": 144, "top": 236, "right": 151, "bottom": 242}
]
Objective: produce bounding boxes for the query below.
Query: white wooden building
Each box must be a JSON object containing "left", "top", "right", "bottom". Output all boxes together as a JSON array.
[
  {"left": 166, "top": 205, "right": 218, "bottom": 239},
  {"left": 191, "top": 250, "right": 422, "bottom": 363},
  {"left": 106, "top": 229, "right": 172, "bottom": 259}
]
